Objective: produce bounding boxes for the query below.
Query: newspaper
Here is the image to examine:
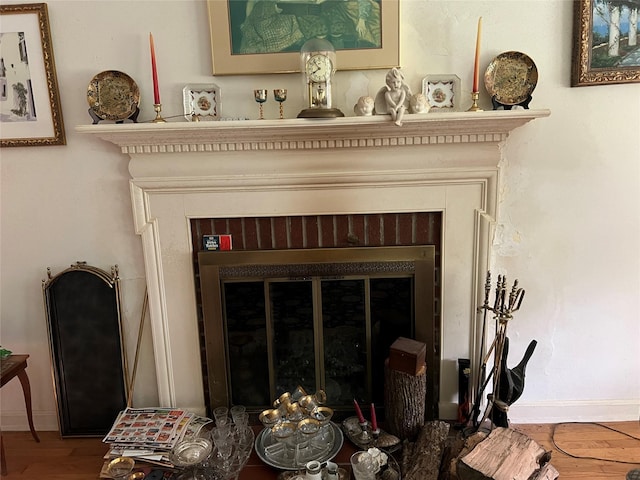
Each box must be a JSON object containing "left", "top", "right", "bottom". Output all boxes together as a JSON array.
[{"left": 103, "top": 407, "right": 213, "bottom": 462}]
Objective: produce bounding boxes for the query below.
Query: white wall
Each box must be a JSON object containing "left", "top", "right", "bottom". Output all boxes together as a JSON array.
[{"left": 1, "top": 0, "right": 638, "bottom": 431}]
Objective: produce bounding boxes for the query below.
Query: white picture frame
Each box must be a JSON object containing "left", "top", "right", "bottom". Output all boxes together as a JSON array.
[
  {"left": 183, "top": 84, "right": 221, "bottom": 121},
  {"left": 421, "top": 74, "right": 461, "bottom": 112}
]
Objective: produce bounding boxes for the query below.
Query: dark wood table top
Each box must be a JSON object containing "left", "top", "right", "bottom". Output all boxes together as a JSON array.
[{"left": 0, "top": 354, "right": 30, "bottom": 387}]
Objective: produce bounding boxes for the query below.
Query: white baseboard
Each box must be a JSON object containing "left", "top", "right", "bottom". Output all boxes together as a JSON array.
[
  {"left": 1, "top": 410, "right": 60, "bottom": 432},
  {"left": 1, "top": 406, "right": 208, "bottom": 433},
  {"left": 508, "top": 399, "right": 640, "bottom": 423},
  {"left": 440, "top": 399, "right": 640, "bottom": 423}
]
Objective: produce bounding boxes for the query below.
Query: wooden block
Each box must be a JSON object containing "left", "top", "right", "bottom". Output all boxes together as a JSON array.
[{"left": 389, "top": 337, "right": 427, "bottom": 375}]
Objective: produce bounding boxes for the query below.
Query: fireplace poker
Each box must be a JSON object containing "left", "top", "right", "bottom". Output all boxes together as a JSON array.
[
  {"left": 469, "top": 271, "right": 492, "bottom": 427},
  {"left": 127, "top": 286, "right": 148, "bottom": 408}
]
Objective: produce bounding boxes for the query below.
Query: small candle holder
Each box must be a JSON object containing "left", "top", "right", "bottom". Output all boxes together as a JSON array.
[
  {"left": 358, "top": 422, "right": 373, "bottom": 446},
  {"left": 153, "top": 104, "right": 166, "bottom": 123},
  {"left": 467, "top": 92, "right": 483, "bottom": 112}
]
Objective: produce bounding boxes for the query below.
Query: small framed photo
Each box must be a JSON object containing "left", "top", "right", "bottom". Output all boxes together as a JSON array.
[
  {"left": 421, "top": 75, "right": 461, "bottom": 111},
  {"left": 183, "top": 84, "right": 221, "bottom": 121}
]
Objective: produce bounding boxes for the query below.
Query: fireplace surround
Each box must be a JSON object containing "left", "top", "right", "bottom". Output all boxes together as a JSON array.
[{"left": 78, "top": 110, "right": 549, "bottom": 419}]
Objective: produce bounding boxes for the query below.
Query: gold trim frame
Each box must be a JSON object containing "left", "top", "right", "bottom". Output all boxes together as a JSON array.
[
  {"left": 571, "top": 0, "right": 640, "bottom": 86},
  {"left": 207, "top": 0, "right": 399, "bottom": 75},
  {"left": 0, "top": 3, "right": 65, "bottom": 146}
]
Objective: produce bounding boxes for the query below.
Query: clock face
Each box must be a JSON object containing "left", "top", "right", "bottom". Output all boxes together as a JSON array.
[{"left": 305, "top": 54, "right": 333, "bottom": 83}]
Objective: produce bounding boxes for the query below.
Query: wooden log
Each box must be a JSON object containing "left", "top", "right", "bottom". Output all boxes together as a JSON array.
[
  {"left": 403, "top": 420, "right": 450, "bottom": 480},
  {"left": 457, "top": 427, "right": 558, "bottom": 480},
  {"left": 384, "top": 358, "right": 426, "bottom": 441},
  {"left": 447, "top": 431, "right": 487, "bottom": 480}
]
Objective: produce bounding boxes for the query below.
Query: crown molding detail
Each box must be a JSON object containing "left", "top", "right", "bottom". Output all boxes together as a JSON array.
[{"left": 77, "top": 109, "right": 550, "bottom": 154}]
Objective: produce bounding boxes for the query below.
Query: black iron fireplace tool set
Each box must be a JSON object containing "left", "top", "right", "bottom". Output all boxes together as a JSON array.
[{"left": 464, "top": 272, "right": 538, "bottom": 433}]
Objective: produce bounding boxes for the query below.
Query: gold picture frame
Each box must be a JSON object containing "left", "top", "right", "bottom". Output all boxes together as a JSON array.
[
  {"left": 571, "top": 0, "right": 640, "bottom": 86},
  {"left": 207, "top": 0, "right": 399, "bottom": 75},
  {"left": 0, "top": 3, "right": 65, "bottom": 146}
]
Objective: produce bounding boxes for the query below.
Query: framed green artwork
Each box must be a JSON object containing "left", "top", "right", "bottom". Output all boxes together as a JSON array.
[{"left": 207, "top": 0, "right": 399, "bottom": 75}]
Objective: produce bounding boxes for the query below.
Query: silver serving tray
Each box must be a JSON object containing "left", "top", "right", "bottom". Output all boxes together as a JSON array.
[{"left": 255, "top": 422, "right": 343, "bottom": 471}]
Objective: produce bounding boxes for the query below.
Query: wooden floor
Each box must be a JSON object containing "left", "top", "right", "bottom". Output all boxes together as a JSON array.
[{"left": 1, "top": 421, "right": 639, "bottom": 479}]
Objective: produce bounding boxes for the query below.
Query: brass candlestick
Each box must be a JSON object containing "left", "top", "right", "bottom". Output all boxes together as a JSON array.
[
  {"left": 467, "top": 92, "right": 483, "bottom": 112},
  {"left": 152, "top": 104, "right": 166, "bottom": 123}
]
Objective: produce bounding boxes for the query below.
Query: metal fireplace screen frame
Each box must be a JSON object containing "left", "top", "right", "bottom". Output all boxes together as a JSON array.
[
  {"left": 42, "top": 262, "right": 129, "bottom": 437},
  {"left": 197, "top": 246, "right": 436, "bottom": 418}
]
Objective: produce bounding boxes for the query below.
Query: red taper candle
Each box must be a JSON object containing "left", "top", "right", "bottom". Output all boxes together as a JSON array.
[
  {"left": 370, "top": 403, "right": 378, "bottom": 432},
  {"left": 353, "top": 399, "right": 365, "bottom": 424},
  {"left": 149, "top": 33, "right": 160, "bottom": 104},
  {"left": 472, "top": 17, "right": 482, "bottom": 93}
]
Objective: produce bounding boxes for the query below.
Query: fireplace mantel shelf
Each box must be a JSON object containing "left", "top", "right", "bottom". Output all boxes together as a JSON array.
[{"left": 77, "top": 109, "right": 549, "bottom": 154}]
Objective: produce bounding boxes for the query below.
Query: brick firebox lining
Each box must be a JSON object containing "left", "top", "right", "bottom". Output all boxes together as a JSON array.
[{"left": 190, "top": 212, "right": 442, "bottom": 417}]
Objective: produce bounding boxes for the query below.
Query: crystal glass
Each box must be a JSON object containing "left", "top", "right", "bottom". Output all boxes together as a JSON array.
[
  {"left": 274, "top": 89, "right": 287, "bottom": 119},
  {"left": 211, "top": 426, "right": 234, "bottom": 470},
  {"left": 207, "top": 417, "right": 255, "bottom": 480},
  {"left": 311, "top": 406, "right": 333, "bottom": 443},
  {"left": 350, "top": 451, "right": 380, "bottom": 480},
  {"left": 259, "top": 408, "right": 281, "bottom": 429},
  {"left": 254, "top": 89, "right": 268, "bottom": 120},
  {"left": 170, "top": 438, "right": 213, "bottom": 480},
  {"left": 271, "top": 421, "right": 297, "bottom": 460}
]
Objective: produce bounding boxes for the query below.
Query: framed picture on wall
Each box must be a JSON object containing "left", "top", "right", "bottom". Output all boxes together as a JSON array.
[
  {"left": 0, "top": 3, "right": 66, "bottom": 146},
  {"left": 571, "top": 0, "right": 640, "bottom": 86},
  {"left": 207, "top": 0, "right": 399, "bottom": 75}
]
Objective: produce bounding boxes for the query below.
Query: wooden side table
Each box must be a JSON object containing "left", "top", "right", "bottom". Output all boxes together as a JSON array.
[{"left": 0, "top": 354, "right": 40, "bottom": 476}]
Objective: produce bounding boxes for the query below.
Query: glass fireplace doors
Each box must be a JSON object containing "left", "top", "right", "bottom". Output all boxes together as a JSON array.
[{"left": 198, "top": 246, "right": 435, "bottom": 416}]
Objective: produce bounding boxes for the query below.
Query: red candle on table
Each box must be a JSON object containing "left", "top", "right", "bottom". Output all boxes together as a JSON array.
[
  {"left": 353, "top": 399, "right": 366, "bottom": 424},
  {"left": 472, "top": 17, "right": 482, "bottom": 92},
  {"left": 370, "top": 403, "right": 378, "bottom": 432},
  {"left": 149, "top": 33, "right": 160, "bottom": 104}
]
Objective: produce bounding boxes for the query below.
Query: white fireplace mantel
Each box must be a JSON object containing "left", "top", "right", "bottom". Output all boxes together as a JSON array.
[
  {"left": 77, "top": 109, "right": 549, "bottom": 154},
  {"left": 78, "top": 109, "right": 549, "bottom": 418}
]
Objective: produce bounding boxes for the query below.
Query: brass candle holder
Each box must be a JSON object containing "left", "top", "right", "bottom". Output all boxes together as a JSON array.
[
  {"left": 152, "top": 104, "right": 166, "bottom": 123},
  {"left": 467, "top": 92, "right": 483, "bottom": 112}
]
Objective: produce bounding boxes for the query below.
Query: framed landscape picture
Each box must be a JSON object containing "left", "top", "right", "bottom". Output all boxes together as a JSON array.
[
  {"left": 0, "top": 3, "right": 65, "bottom": 146},
  {"left": 207, "top": 0, "right": 399, "bottom": 75},
  {"left": 571, "top": 0, "right": 640, "bottom": 86}
]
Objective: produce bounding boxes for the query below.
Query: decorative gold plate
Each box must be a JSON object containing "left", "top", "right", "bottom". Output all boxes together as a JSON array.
[
  {"left": 87, "top": 70, "right": 140, "bottom": 121},
  {"left": 484, "top": 51, "right": 538, "bottom": 106}
]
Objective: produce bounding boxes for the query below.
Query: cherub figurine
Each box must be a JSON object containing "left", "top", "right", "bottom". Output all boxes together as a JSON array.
[
  {"left": 374, "top": 68, "right": 411, "bottom": 126},
  {"left": 354, "top": 96, "right": 374, "bottom": 116},
  {"left": 410, "top": 93, "right": 430, "bottom": 114}
]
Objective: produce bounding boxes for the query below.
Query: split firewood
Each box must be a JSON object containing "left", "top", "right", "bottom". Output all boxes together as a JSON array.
[
  {"left": 457, "top": 427, "right": 558, "bottom": 480},
  {"left": 448, "top": 430, "right": 488, "bottom": 480}
]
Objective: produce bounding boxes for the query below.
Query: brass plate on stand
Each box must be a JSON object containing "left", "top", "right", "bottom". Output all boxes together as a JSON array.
[
  {"left": 87, "top": 70, "right": 140, "bottom": 121},
  {"left": 484, "top": 51, "right": 538, "bottom": 106}
]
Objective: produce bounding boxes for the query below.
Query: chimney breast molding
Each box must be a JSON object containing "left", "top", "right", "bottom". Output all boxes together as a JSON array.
[{"left": 78, "top": 109, "right": 549, "bottom": 418}]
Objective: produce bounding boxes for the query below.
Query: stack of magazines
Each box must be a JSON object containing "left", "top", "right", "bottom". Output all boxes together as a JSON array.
[{"left": 102, "top": 407, "right": 213, "bottom": 468}]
